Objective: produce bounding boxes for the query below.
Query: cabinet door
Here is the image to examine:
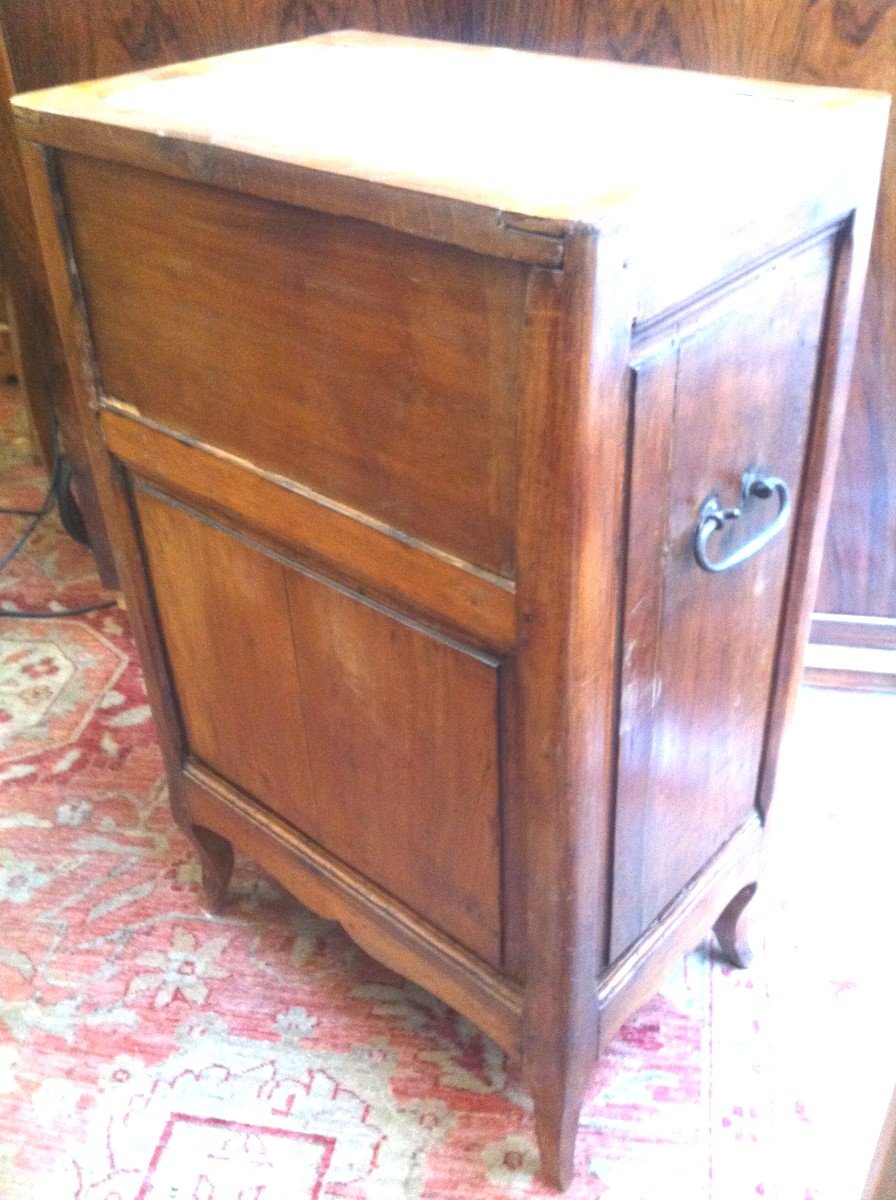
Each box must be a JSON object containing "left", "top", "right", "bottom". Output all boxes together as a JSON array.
[
  {"left": 135, "top": 487, "right": 502, "bottom": 966},
  {"left": 610, "top": 234, "right": 836, "bottom": 958}
]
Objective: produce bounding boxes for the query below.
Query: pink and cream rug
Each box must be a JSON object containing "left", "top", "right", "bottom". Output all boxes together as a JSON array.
[{"left": 1, "top": 382, "right": 894, "bottom": 1199}]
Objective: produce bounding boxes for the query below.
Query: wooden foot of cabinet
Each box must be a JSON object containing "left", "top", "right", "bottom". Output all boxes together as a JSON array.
[
  {"left": 13, "top": 33, "right": 885, "bottom": 1190},
  {"left": 533, "top": 1090, "right": 586, "bottom": 1192},
  {"left": 192, "top": 825, "right": 234, "bottom": 915},
  {"left": 713, "top": 882, "right": 758, "bottom": 970}
]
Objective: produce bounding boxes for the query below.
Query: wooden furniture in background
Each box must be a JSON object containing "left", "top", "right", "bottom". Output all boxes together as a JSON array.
[
  {"left": 13, "top": 34, "right": 886, "bottom": 1185},
  {"left": 483, "top": 0, "right": 896, "bottom": 681},
  {"left": 0, "top": 1, "right": 477, "bottom": 584},
  {"left": 802, "top": 613, "right": 896, "bottom": 690},
  {"left": 0, "top": 24, "right": 108, "bottom": 566}
]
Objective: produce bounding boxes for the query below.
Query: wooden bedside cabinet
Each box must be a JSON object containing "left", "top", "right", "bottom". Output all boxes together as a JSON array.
[{"left": 11, "top": 33, "right": 887, "bottom": 1187}]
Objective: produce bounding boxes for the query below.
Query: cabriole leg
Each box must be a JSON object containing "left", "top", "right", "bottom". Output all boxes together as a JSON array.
[{"left": 713, "top": 881, "right": 757, "bottom": 969}]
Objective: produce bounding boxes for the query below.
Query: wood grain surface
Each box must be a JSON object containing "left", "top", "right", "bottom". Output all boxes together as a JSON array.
[
  {"left": 100, "top": 405, "right": 518, "bottom": 653},
  {"left": 60, "top": 150, "right": 527, "bottom": 577},
  {"left": 0, "top": 0, "right": 473, "bottom": 89},
  {"left": 136, "top": 485, "right": 504, "bottom": 967}
]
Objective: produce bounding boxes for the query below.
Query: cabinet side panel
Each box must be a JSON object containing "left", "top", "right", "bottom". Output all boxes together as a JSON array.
[
  {"left": 60, "top": 152, "right": 527, "bottom": 578},
  {"left": 134, "top": 485, "right": 503, "bottom": 966},
  {"left": 611, "top": 234, "right": 836, "bottom": 957}
]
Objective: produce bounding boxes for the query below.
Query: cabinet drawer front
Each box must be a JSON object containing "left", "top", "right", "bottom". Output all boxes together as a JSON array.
[
  {"left": 61, "top": 153, "right": 528, "bottom": 578},
  {"left": 610, "top": 233, "right": 836, "bottom": 958},
  {"left": 135, "top": 486, "right": 503, "bottom": 966}
]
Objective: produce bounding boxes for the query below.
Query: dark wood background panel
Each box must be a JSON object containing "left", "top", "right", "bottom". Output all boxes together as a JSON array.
[
  {"left": 61, "top": 152, "right": 525, "bottom": 578},
  {"left": 0, "top": 28, "right": 116, "bottom": 576},
  {"left": 0, "top": 0, "right": 473, "bottom": 89},
  {"left": 484, "top": 0, "right": 896, "bottom": 635}
]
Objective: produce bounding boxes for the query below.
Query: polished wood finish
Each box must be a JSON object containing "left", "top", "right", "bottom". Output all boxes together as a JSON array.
[
  {"left": 483, "top": 0, "right": 896, "bottom": 651},
  {"left": 600, "top": 814, "right": 763, "bottom": 1046},
  {"left": 100, "top": 404, "right": 517, "bottom": 653},
  {"left": 812, "top": 613, "right": 896, "bottom": 650},
  {"left": 513, "top": 225, "right": 631, "bottom": 1181},
  {"left": 184, "top": 760, "right": 524, "bottom": 1051},
  {"left": 13, "top": 33, "right": 886, "bottom": 1189},
  {"left": 0, "top": 0, "right": 473, "bottom": 88}
]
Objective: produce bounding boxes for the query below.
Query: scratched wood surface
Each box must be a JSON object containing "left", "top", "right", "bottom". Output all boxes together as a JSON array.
[{"left": 13, "top": 31, "right": 885, "bottom": 231}]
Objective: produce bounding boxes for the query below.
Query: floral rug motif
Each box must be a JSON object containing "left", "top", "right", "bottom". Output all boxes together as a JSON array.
[{"left": 1, "top": 381, "right": 894, "bottom": 1200}]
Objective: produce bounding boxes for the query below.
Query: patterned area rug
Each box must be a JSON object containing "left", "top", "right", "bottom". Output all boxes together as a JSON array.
[{"left": 1, "top": 381, "right": 894, "bottom": 1200}]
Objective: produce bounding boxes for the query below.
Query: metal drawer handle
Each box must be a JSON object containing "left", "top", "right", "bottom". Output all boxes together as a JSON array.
[{"left": 694, "top": 470, "right": 792, "bottom": 574}]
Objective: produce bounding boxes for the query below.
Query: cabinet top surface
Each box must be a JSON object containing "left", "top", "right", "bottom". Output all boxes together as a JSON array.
[{"left": 12, "top": 30, "right": 888, "bottom": 228}]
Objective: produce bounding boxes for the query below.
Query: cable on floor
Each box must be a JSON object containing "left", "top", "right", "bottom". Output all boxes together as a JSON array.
[{"left": 0, "top": 416, "right": 119, "bottom": 619}]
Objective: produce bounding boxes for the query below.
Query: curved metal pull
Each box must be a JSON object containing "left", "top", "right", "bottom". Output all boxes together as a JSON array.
[{"left": 694, "top": 471, "right": 792, "bottom": 574}]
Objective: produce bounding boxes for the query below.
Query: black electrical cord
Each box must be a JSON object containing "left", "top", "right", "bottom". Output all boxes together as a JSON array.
[
  {"left": 0, "top": 417, "right": 119, "bottom": 619},
  {"left": 0, "top": 421, "right": 61, "bottom": 575},
  {"left": 1, "top": 600, "right": 118, "bottom": 619}
]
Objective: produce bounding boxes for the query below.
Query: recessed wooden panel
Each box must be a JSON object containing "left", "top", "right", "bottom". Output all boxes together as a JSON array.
[
  {"left": 610, "top": 236, "right": 836, "bottom": 957},
  {"left": 62, "top": 152, "right": 528, "bottom": 577},
  {"left": 280, "top": 566, "right": 502, "bottom": 966},
  {"left": 135, "top": 486, "right": 502, "bottom": 965}
]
